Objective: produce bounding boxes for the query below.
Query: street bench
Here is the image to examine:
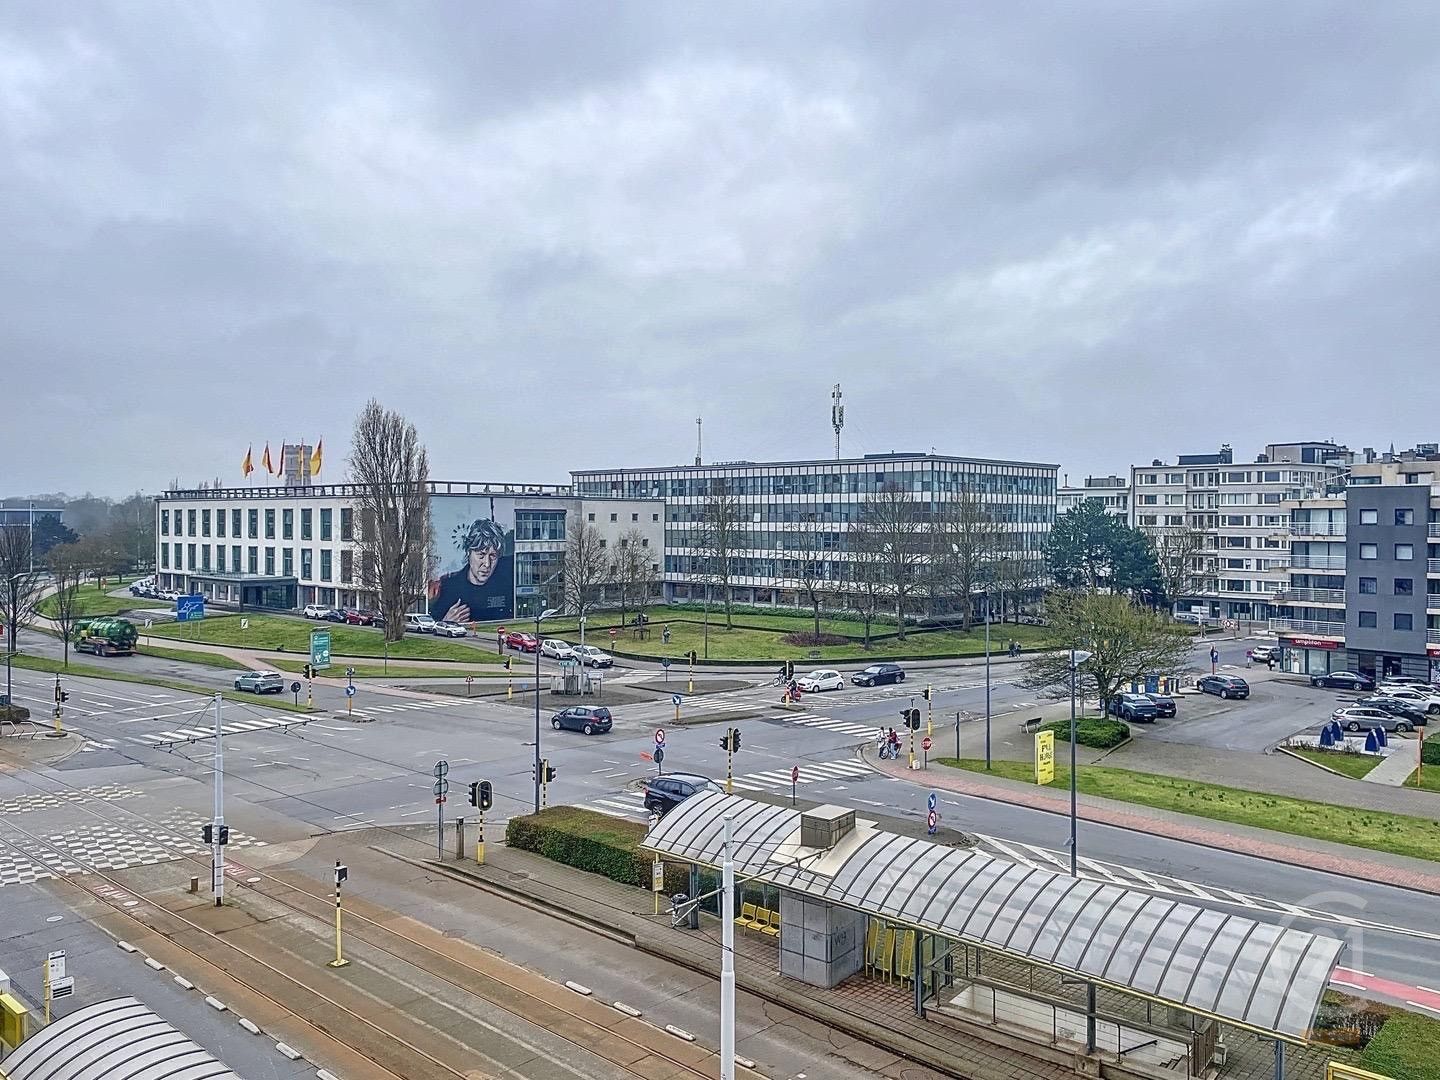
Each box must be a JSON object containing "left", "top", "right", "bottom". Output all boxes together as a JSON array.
[{"left": 1018, "top": 716, "right": 1045, "bottom": 734}]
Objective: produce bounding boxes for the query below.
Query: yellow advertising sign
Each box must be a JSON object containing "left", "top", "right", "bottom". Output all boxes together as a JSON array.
[{"left": 1034, "top": 730, "right": 1055, "bottom": 786}]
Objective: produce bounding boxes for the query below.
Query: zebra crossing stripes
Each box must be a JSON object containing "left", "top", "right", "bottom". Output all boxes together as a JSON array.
[
  {"left": 134, "top": 713, "right": 315, "bottom": 745},
  {"left": 776, "top": 714, "right": 878, "bottom": 740},
  {"left": 580, "top": 759, "right": 873, "bottom": 820}
]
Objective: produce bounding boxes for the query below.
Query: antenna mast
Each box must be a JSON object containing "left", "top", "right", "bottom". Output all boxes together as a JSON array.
[
  {"left": 831, "top": 383, "right": 845, "bottom": 460},
  {"left": 695, "top": 417, "right": 703, "bottom": 467}
]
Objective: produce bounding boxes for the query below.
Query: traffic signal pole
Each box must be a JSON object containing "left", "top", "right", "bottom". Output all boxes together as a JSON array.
[
  {"left": 211, "top": 692, "right": 225, "bottom": 906},
  {"left": 720, "top": 813, "right": 736, "bottom": 1080}
]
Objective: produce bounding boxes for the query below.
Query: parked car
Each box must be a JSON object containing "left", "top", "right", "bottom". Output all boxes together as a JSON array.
[
  {"left": 1107, "top": 693, "right": 1159, "bottom": 722},
  {"left": 550, "top": 705, "right": 613, "bottom": 735},
  {"left": 129, "top": 583, "right": 150, "bottom": 597},
  {"left": 1355, "top": 696, "right": 1429, "bottom": 726},
  {"left": 1310, "top": 671, "right": 1375, "bottom": 692},
  {"left": 406, "top": 613, "right": 438, "bottom": 634},
  {"left": 1374, "top": 685, "right": 1440, "bottom": 714},
  {"left": 1141, "top": 693, "right": 1177, "bottom": 718},
  {"left": 1333, "top": 706, "right": 1416, "bottom": 734},
  {"left": 1379, "top": 676, "right": 1431, "bottom": 687},
  {"left": 1248, "top": 644, "right": 1278, "bottom": 663},
  {"left": 1173, "top": 612, "right": 1204, "bottom": 625},
  {"left": 796, "top": 669, "right": 844, "bottom": 693},
  {"left": 541, "top": 639, "right": 576, "bottom": 661},
  {"left": 233, "top": 670, "right": 284, "bottom": 694},
  {"left": 302, "top": 603, "right": 330, "bottom": 619},
  {"left": 572, "top": 644, "right": 614, "bottom": 668},
  {"left": 320, "top": 608, "right": 347, "bottom": 623},
  {"left": 643, "top": 773, "right": 721, "bottom": 816},
  {"left": 1196, "top": 674, "right": 1250, "bottom": 699},
  {"left": 504, "top": 630, "right": 539, "bottom": 652},
  {"left": 851, "top": 663, "right": 905, "bottom": 687},
  {"left": 434, "top": 621, "right": 469, "bottom": 638}
]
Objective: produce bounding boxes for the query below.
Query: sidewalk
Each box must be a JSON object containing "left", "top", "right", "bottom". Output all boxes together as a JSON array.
[
  {"left": 1360, "top": 744, "right": 1422, "bottom": 787},
  {"left": 870, "top": 751, "right": 1440, "bottom": 895}
]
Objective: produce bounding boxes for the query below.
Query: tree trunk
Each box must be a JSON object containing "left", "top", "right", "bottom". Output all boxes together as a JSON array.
[
  {"left": 895, "top": 598, "right": 906, "bottom": 640},
  {"left": 812, "top": 600, "right": 820, "bottom": 639}
]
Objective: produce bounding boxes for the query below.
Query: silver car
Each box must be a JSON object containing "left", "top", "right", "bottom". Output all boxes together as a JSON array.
[
  {"left": 434, "top": 621, "right": 469, "bottom": 638},
  {"left": 234, "top": 670, "right": 284, "bottom": 694}
]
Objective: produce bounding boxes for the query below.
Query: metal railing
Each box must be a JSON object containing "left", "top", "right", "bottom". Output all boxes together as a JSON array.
[
  {"left": 1429, "top": 629, "right": 1440, "bottom": 644},
  {"left": 1430, "top": 558, "right": 1440, "bottom": 574},
  {"left": 1268, "top": 618, "right": 1347, "bottom": 636},
  {"left": 1289, "top": 555, "right": 1348, "bottom": 570},
  {"left": 1430, "top": 523, "right": 1440, "bottom": 537},
  {"left": 1273, "top": 588, "right": 1346, "bottom": 604},
  {"left": 1290, "top": 523, "right": 1346, "bottom": 536}
]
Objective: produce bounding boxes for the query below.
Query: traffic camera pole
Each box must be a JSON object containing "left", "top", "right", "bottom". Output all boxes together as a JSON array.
[
  {"left": 720, "top": 813, "right": 736, "bottom": 1080},
  {"left": 212, "top": 692, "right": 225, "bottom": 906},
  {"left": 329, "top": 861, "right": 349, "bottom": 968}
]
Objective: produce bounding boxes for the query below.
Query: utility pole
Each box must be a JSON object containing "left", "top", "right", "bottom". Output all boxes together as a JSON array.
[
  {"left": 720, "top": 813, "right": 736, "bottom": 1080},
  {"left": 212, "top": 692, "right": 225, "bottom": 906},
  {"left": 984, "top": 591, "right": 992, "bottom": 770},
  {"left": 831, "top": 383, "right": 844, "bottom": 461},
  {"left": 695, "top": 417, "right": 703, "bottom": 467}
]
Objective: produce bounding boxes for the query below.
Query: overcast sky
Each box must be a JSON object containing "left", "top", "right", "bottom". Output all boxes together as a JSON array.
[{"left": 3, "top": 2, "right": 1437, "bottom": 497}]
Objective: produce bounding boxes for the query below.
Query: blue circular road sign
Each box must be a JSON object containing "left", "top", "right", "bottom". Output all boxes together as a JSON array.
[
  {"left": 672, "top": 694, "right": 683, "bottom": 706},
  {"left": 344, "top": 685, "right": 356, "bottom": 697}
]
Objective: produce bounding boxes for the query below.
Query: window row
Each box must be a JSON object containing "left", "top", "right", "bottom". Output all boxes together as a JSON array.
[
  {"left": 580, "top": 470, "right": 1056, "bottom": 500},
  {"left": 159, "top": 542, "right": 351, "bottom": 583},
  {"left": 1356, "top": 611, "right": 1417, "bottom": 631},
  {"left": 159, "top": 506, "right": 353, "bottom": 542},
  {"left": 1356, "top": 508, "right": 1417, "bottom": 526}
]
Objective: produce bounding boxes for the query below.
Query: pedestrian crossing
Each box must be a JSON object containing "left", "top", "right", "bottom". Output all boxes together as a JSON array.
[
  {"left": 353, "top": 699, "right": 466, "bottom": 717},
  {"left": 133, "top": 712, "right": 320, "bottom": 747},
  {"left": 580, "top": 758, "right": 873, "bottom": 820},
  {"left": 771, "top": 713, "right": 881, "bottom": 741}
]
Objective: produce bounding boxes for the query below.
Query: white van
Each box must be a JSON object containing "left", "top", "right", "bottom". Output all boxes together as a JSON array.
[{"left": 404, "top": 612, "right": 437, "bottom": 634}]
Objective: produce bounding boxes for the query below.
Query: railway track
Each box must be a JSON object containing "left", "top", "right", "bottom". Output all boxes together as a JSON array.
[{"left": 0, "top": 766, "right": 748, "bottom": 1080}]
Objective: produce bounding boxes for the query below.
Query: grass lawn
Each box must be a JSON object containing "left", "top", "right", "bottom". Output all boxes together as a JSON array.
[
  {"left": 935, "top": 757, "right": 1440, "bottom": 865},
  {"left": 7, "top": 652, "right": 314, "bottom": 713},
  {"left": 39, "top": 579, "right": 168, "bottom": 618},
  {"left": 1405, "top": 767, "right": 1440, "bottom": 793},
  {"left": 268, "top": 658, "right": 511, "bottom": 679},
  {"left": 1288, "top": 747, "right": 1386, "bottom": 780},
  {"left": 135, "top": 644, "right": 250, "bottom": 671},
  {"left": 145, "top": 614, "right": 504, "bottom": 663}
]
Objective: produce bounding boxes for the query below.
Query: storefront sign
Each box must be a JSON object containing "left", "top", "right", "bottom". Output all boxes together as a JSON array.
[{"left": 1283, "top": 636, "right": 1341, "bottom": 650}]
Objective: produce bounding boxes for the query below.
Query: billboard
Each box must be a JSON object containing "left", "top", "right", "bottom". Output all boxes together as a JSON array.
[
  {"left": 426, "top": 496, "right": 517, "bottom": 623},
  {"left": 1034, "top": 730, "right": 1055, "bottom": 786}
]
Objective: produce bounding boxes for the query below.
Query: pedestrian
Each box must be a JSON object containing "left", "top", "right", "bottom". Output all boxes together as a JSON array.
[
  {"left": 662, "top": 624, "right": 671, "bottom": 644},
  {"left": 1268, "top": 655, "right": 1276, "bottom": 671}
]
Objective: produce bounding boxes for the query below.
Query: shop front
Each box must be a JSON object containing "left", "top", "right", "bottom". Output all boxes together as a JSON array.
[{"left": 1279, "top": 634, "right": 1343, "bottom": 676}]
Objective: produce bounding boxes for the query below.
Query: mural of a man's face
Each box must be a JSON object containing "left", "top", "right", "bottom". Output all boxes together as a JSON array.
[{"left": 467, "top": 545, "right": 500, "bottom": 585}]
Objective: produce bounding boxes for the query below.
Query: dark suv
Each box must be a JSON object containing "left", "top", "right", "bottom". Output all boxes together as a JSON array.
[
  {"left": 1108, "top": 693, "right": 1159, "bottom": 722},
  {"left": 1142, "top": 693, "right": 1177, "bottom": 718},
  {"left": 1196, "top": 674, "right": 1249, "bottom": 699},
  {"left": 851, "top": 663, "right": 905, "bottom": 687},
  {"left": 549, "top": 706, "right": 612, "bottom": 735},
  {"left": 643, "top": 773, "right": 720, "bottom": 816},
  {"left": 1310, "top": 671, "right": 1375, "bottom": 692}
]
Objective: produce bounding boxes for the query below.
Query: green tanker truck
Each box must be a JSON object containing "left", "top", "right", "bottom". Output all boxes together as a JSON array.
[{"left": 73, "top": 617, "right": 139, "bottom": 657}]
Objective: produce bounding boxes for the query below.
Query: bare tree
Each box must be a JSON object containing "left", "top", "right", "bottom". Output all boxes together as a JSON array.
[
  {"left": 992, "top": 555, "right": 1041, "bottom": 623},
  {"left": 563, "top": 520, "right": 610, "bottom": 619},
  {"left": 350, "top": 400, "right": 431, "bottom": 642},
  {"left": 1146, "top": 526, "right": 1210, "bottom": 608},
  {"left": 46, "top": 542, "right": 90, "bottom": 667},
  {"left": 845, "top": 524, "right": 890, "bottom": 648},
  {"left": 610, "top": 528, "right": 653, "bottom": 626},
  {"left": 0, "top": 526, "right": 45, "bottom": 667},
  {"left": 789, "top": 530, "right": 835, "bottom": 639},
  {"left": 854, "top": 484, "right": 927, "bottom": 639},
  {"left": 693, "top": 478, "right": 743, "bottom": 629},
  {"left": 929, "top": 490, "right": 1002, "bottom": 631}
]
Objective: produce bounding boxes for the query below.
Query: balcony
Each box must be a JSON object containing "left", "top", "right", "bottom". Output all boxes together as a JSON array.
[
  {"left": 1290, "top": 523, "right": 1346, "bottom": 537},
  {"left": 1431, "top": 558, "right": 1440, "bottom": 575},
  {"left": 1269, "top": 618, "right": 1347, "bottom": 638},
  {"left": 1289, "top": 554, "right": 1348, "bottom": 570},
  {"left": 1429, "top": 524, "right": 1440, "bottom": 537},
  {"left": 1273, "top": 587, "right": 1346, "bottom": 605},
  {"left": 1430, "top": 593, "right": 1440, "bottom": 611},
  {"left": 1430, "top": 629, "right": 1440, "bottom": 644}
]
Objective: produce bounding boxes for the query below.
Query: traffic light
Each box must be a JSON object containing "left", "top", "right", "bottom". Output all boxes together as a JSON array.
[
  {"left": 543, "top": 761, "right": 557, "bottom": 784},
  {"left": 219, "top": 825, "right": 229, "bottom": 845},
  {"left": 904, "top": 708, "right": 922, "bottom": 730},
  {"left": 922, "top": 687, "right": 931, "bottom": 702},
  {"left": 720, "top": 732, "right": 731, "bottom": 752},
  {"left": 503, "top": 657, "right": 512, "bottom": 671},
  {"left": 720, "top": 727, "right": 743, "bottom": 753},
  {"left": 303, "top": 664, "right": 313, "bottom": 680},
  {"left": 59, "top": 690, "right": 69, "bottom": 703},
  {"left": 201, "top": 824, "right": 229, "bottom": 845},
  {"left": 687, "top": 650, "right": 698, "bottom": 664},
  {"left": 784, "top": 660, "right": 795, "bottom": 679},
  {"left": 468, "top": 780, "right": 493, "bottom": 811},
  {"left": 731, "top": 727, "right": 741, "bottom": 751}
]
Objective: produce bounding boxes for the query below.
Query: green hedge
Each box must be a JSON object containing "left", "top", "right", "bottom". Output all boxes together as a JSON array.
[
  {"left": 1041, "top": 717, "right": 1130, "bottom": 749},
  {"left": 505, "top": 806, "right": 689, "bottom": 893},
  {"left": 1423, "top": 740, "right": 1440, "bottom": 767},
  {"left": 1362, "top": 1011, "right": 1440, "bottom": 1080}
]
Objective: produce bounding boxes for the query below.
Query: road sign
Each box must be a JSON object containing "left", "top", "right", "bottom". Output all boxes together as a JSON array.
[
  {"left": 927, "top": 791, "right": 937, "bottom": 813},
  {"left": 346, "top": 666, "right": 355, "bottom": 677},
  {"left": 344, "top": 685, "right": 356, "bottom": 697},
  {"left": 671, "top": 694, "right": 682, "bottom": 707},
  {"left": 290, "top": 681, "right": 301, "bottom": 694},
  {"left": 1210, "top": 647, "right": 1219, "bottom": 662},
  {"left": 310, "top": 629, "right": 332, "bottom": 669},
  {"left": 465, "top": 675, "right": 474, "bottom": 685},
  {"left": 175, "top": 595, "right": 205, "bottom": 621},
  {"left": 654, "top": 728, "right": 666, "bottom": 748},
  {"left": 661, "top": 657, "right": 671, "bottom": 668},
  {"left": 1223, "top": 619, "right": 1236, "bottom": 630},
  {"left": 46, "top": 951, "right": 65, "bottom": 982},
  {"left": 144, "top": 618, "right": 153, "bottom": 629},
  {"left": 791, "top": 765, "right": 799, "bottom": 783},
  {"left": 239, "top": 618, "right": 249, "bottom": 630},
  {"left": 434, "top": 760, "right": 449, "bottom": 778},
  {"left": 652, "top": 860, "right": 665, "bottom": 892},
  {"left": 654, "top": 746, "right": 665, "bottom": 765},
  {"left": 922, "top": 736, "right": 932, "bottom": 752},
  {"left": 926, "top": 810, "right": 937, "bottom": 835},
  {"left": 48, "top": 975, "right": 74, "bottom": 999},
  {"left": 609, "top": 628, "right": 617, "bottom": 639}
]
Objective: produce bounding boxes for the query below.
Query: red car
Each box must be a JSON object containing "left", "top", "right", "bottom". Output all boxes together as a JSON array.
[
  {"left": 504, "top": 631, "right": 539, "bottom": 653},
  {"left": 343, "top": 609, "right": 369, "bottom": 625}
]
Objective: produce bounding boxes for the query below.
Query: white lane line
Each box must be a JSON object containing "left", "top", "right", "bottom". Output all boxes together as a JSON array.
[{"left": 1407, "top": 1001, "right": 1440, "bottom": 1017}]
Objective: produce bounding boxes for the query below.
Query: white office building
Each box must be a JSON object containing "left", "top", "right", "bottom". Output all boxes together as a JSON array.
[{"left": 1057, "top": 475, "right": 1131, "bottom": 518}]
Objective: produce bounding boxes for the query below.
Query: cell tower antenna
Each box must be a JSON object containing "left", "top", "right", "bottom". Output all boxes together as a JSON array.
[
  {"left": 831, "top": 383, "right": 845, "bottom": 460},
  {"left": 695, "top": 417, "right": 703, "bottom": 467}
]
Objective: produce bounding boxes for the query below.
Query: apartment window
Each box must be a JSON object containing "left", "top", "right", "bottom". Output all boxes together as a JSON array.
[
  {"left": 1395, "top": 508, "right": 1414, "bottom": 526},
  {"left": 652, "top": 513, "right": 660, "bottom": 522},
  {"left": 185, "top": 543, "right": 195, "bottom": 569},
  {"left": 174, "top": 543, "right": 183, "bottom": 568},
  {"left": 282, "top": 508, "right": 294, "bottom": 540},
  {"left": 609, "top": 512, "right": 618, "bottom": 522},
  {"left": 200, "top": 545, "right": 211, "bottom": 571},
  {"left": 340, "top": 549, "right": 353, "bottom": 583},
  {"left": 265, "top": 547, "right": 275, "bottom": 575},
  {"left": 1358, "top": 610, "right": 1377, "bottom": 628},
  {"left": 301, "top": 508, "right": 312, "bottom": 540},
  {"left": 1395, "top": 613, "right": 1414, "bottom": 631},
  {"left": 231, "top": 509, "right": 242, "bottom": 536},
  {"left": 599, "top": 538, "right": 607, "bottom": 549},
  {"left": 187, "top": 509, "right": 197, "bottom": 536},
  {"left": 320, "top": 549, "right": 332, "bottom": 581},
  {"left": 1359, "top": 543, "right": 1378, "bottom": 560},
  {"left": 1359, "top": 577, "right": 1377, "bottom": 594},
  {"left": 587, "top": 513, "right": 595, "bottom": 522},
  {"left": 264, "top": 508, "right": 275, "bottom": 539},
  {"left": 161, "top": 545, "right": 169, "bottom": 568},
  {"left": 215, "top": 546, "right": 225, "bottom": 573},
  {"left": 215, "top": 511, "right": 225, "bottom": 538},
  {"left": 201, "top": 509, "right": 211, "bottom": 537},
  {"left": 1395, "top": 578, "right": 1413, "bottom": 596},
  {"left": 247, "top": 509, "right": 259, "bottom": 538},
  {"left": 301, "top": 549, "right": 313, "bottom": 578},
  {"left": 320, "top": 508, "right": 332, "bottom": 541},
  {"left": 641, "top": 538, "right": 649, "bottom": 547},
  {"left": 231, "top": 545, "right": 241, "bottom": 571},
  {"left": 340, "top": 507, "right": 353, "bottom": 541},
  {"left": 1262, "top": 471, "right": 1280, "bottom": 483},
  {"left": 282, "top": 548, "right": 294, "bottom": 576},
  {"left": 247, "top": 546, "right": 258, "bottom": 574},
  {"left": 1359, "top": 509, "right": 1378, "bottom": 525},
  {"left": 1395, "top": 543, "right": 1414, "bottom": 560},
  {"left": 631, "top": 513, "right": 639, "bottom": 522}
]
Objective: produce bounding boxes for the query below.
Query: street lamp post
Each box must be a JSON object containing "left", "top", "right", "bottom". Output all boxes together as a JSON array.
[
  {"left": 984, "top": 590, "right": 992, "bottom": 770},
  {"left": 1068, "top": 648, "right": 1093, "bottom": 877},
  {"left": 533, "top": 606, "right": 560, "bottom": 813}
]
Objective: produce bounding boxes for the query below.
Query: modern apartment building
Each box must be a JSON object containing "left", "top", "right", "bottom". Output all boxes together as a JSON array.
[
  {"left": 154, "top": 481, "right": 662, "bottom": 619},
  {"left": 571, "top": 452, "right": 1058, "bottom": 614},
  {"left": 1057, "top": 475, "right": 1131, "bottom": 518},
  {"left": 1271, "top": 451, "right": 1440, "bottom": 681},
  {"left": 1131, "top": 443, "right": 1347, "bottom": 621}
]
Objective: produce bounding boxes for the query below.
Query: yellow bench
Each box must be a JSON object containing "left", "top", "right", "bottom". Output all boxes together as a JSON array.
[
  {"left": 761, "top": 909, "right": 781, "bottom": 937},
  {"left": 735, "top": 902, "right": 760, "bottom": 929}
]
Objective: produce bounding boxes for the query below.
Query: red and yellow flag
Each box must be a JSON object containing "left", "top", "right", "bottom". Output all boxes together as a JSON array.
[
  {"left": 242, "top": 445, "right": 254, "bottom": 476},
  {"left": 310, "top": 439, "right": 323, "bottom": 476},
  {"left": 261, "top": 442, "right": 274, "bottom": 474}
]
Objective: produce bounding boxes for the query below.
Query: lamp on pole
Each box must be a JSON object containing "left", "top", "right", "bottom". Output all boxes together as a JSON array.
[
  {"left": 1068, "top": 648, "right": 1093, "bottom": 876},
  {"left": 533, "top": 605, "right": 561, "bottom": 813}
]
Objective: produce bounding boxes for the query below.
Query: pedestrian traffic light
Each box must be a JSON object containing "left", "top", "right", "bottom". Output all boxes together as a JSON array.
[
  {"left": 58, "top": 690, "right": 69, "bottom": 703},
  {"left": 202, "top": 823, "right": 212, "bottom": 844},
  {"left": 543, "top": 761, "right": 557, "bottom": 783},
  {"left": 904, "top": 708, "right": 922, "bottom": 730},
  {"left": 503, "top": 657, "right": 512, "bottom": 671},
  {"left": 218, "top": 825, "right": 229, "bottom": 846},
  {"left": 784, "top": 660, "right": 795, "bottom": 679},
  {"left": 468, "top": 780, "right": 493, "bottom": 810},
  {"left": 688, "top": 650, "right": 698, "bottom": 664},
  {"left": 303, "top": 664, "right": 313, "bottom": 680},
  {"left": 922, "top": 687, "right": 931, "bottom": 702}
]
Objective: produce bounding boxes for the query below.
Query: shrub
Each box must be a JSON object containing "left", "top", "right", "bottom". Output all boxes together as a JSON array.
[
  {"left": 1423, "top": 740, "right": 1440, "bottom": 767},
  {"left": 1362, "top": 1011, "right": 1440, "bottom": 1080},
  {"left": 1041, "top": 717, "right": 1130, "bottom": 750},
  {"left": 780, "top": 632, "right": 849, "bottom": 646},
  {"left": 506, "top": 806, "right": 689, "bottom": 893}
]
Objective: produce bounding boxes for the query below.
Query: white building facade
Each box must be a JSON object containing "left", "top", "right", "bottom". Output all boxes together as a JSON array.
[{"left": 1057, "top": 475, "right": 1131, "bottom": 518}]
